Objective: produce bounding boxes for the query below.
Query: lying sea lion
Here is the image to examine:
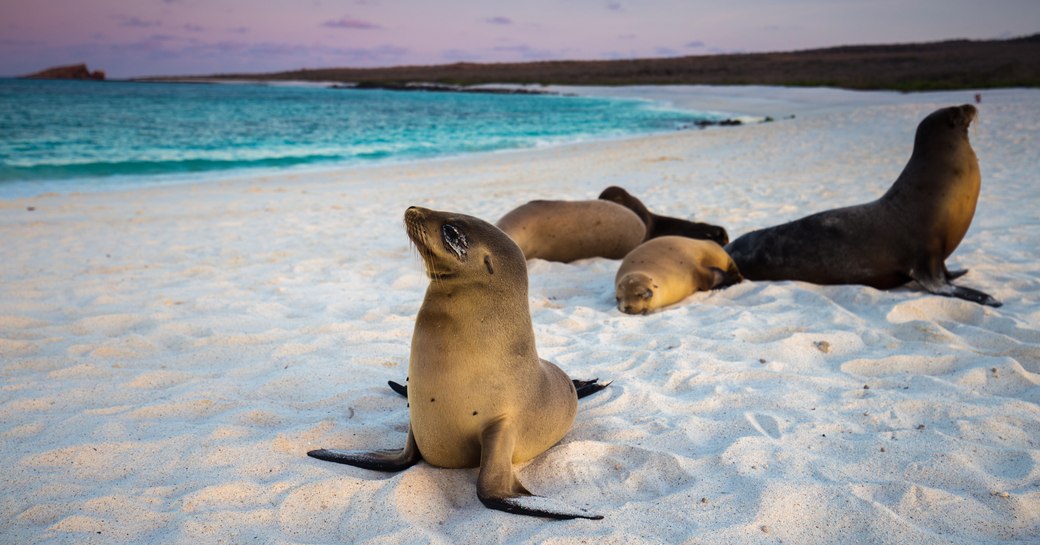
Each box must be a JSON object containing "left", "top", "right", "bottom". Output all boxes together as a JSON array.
[
  {"left": 615, "top": 236, "right": 742, "bottom": 314},
  {"left": 598, "top": 185, "right": 729, "bottom": 245},
  {"left": 725, "top": 104, "right": 1000, "bottom": 307},
  {"left": 496, "top": 199, "right": 645, "bottom": 262}
]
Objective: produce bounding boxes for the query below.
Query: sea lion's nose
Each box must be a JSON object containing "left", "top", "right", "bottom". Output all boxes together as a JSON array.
[{"left": 404, "top": 206, "right": 427, "bottom": 221}]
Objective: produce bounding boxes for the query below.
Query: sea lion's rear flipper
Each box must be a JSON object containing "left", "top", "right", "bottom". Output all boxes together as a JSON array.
[
  {"left": 307, "top": 427, "right": 422, "bottom": 472},
  {"left": 910, "top": 264, "right": 1002, "bottom": 307},
  {"left": 390, "top": 378, "right": 609, "bottom": 400},
  {"left": 388, "top": 379, "right": 408, "bottom": 397},
  {"left": 477, "top": 419, "right": 602, "bottom": 520},
  {"left": 572, "top": 378, "right": 610, "bottom": 399},
  {"left": 945, "top": 285, "right": 1002, "bottom": 307},
  {"left": 709, "top": 263, "right": 744, "bottom": 290}
]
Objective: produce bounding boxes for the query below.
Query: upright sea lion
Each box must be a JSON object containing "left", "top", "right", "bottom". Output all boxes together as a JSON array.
[
  {"left": 598, "top": 185, "right": 729, "bottom": 245},
  {"left": 725, "top": 104, "right": 1000, "bottom": 307},
  {"left": 496, "top": 199, "right": 645, "bottom": 262},
  {"left": 308, "top": 206, "right": 605, "bottom": 520},
  {"left": 615, "top": 236, "right": 742, "bottom": 314}
]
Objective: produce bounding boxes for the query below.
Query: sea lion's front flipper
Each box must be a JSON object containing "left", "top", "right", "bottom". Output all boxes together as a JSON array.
[
  {"left": 910, "top": 264, "right": 1002, "bottom": 308},
  {"left": 476, "top": 419, "right": 602, "bottom": 520},
  {"left": 308, "top": 426, "right": 422, "bottom": 472}
]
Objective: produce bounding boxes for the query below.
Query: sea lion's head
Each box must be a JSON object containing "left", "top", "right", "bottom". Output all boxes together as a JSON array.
[
  {"left": 615, "top": 272, "right": 657, "bottom": 315},
  {"left": 404, "top": 206, "right": 526, "bottom": 286},
  {"left": 598, "top": 185, "right": 651, "bottom": 224},
  {"left": 913, "top": 104, "right": 976, "bottom": 156}
]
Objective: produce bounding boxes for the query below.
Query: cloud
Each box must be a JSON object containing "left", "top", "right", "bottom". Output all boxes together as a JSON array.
[
  {"left": 654, "top": 47, "right": 679, "bottom": 57},
  {"left": 322, "top": 16, "right": 381, "bottom": 30},
  {"left": 684, "top": 40, "right": 705, "bottom": 48},
  {"left": 442, "top": 49, "right": 480, "bottom": 62},
  {"left": 491, "top": 44, "right": 559, "bottom": 61},
  {"left": 606, "top": 2, "right": 622, "bottom": 11},
  {"left": 101, "top": 38, "right": 408, "bottom": 70},
  {"left": 116, "top": 16, "right": 162, "bottom": 28},
  {"left": 485, "top": 16, "right": 513, "bottom": 25},
  {"left": 183, "top": 24, "right": 205, "bottom": 33},
  {"left": 600, "top": 50, "right": 631, "bottom": 60},
  {"left": 618, "top": 33, "right": 636, "bottom": 40}
]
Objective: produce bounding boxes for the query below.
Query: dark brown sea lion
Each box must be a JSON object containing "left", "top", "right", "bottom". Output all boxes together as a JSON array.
[
  {"left": 725, "top": 104, "right": 1000, "bottom": 307},
  {"left": 598, "top": 185, "right": 729, "bottom": 245}
]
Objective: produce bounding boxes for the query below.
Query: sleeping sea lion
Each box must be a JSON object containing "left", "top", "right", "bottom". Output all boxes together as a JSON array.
[{"left": 615, "top": 236, "right": 742, "bottom": 314}]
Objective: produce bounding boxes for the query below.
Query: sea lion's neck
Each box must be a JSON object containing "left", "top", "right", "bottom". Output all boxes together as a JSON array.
[
  {"left": 411, "top": 285, "right": 538, "bottom": 375},
  {"left": 418, "top": 283, "right": 533, "bottom": 330}
]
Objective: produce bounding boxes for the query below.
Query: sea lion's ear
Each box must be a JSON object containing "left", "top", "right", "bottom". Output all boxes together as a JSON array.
[{"left": 484, "top": 255, "right": 494, "bottom": 275}]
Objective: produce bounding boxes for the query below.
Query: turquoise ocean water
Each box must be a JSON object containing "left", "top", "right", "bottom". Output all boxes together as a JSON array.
[{"left": 0, "top": 79, "right": 720, "bottom": 198}]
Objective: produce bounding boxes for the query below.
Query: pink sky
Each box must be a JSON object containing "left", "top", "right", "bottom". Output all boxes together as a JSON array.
[{"left": 1, "top": 0, "right": 1037, "bottom": 78}]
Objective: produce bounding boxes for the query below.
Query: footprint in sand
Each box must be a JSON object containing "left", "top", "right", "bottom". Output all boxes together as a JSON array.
[
  {"left": 745, "top": 412, "right": 782, "bottom": 441},
  {"left": 528, "top": 441, "right": 694, "bottom": 501}
]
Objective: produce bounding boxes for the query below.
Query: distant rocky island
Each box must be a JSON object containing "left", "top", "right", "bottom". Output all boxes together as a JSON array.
[
  {"left": 140, "top": 33, "right": 1040, "bottom": 92},
  {"left": 22, "top": 63, "right": 106, "bottom": 81}
]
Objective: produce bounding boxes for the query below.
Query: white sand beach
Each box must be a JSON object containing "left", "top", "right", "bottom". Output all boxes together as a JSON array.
[{"left": 1, "top": 85, "right": 1038, "bottom": 544}]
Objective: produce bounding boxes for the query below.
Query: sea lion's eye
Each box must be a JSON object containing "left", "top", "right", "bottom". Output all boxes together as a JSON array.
[{"left": 441, "top": 223, "right": 468, "bottom": 259}]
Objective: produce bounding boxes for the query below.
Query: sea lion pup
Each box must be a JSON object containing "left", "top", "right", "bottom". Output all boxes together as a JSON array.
[
  {"left": 496, "top": 199, "right": 645, "bottom": 262},
  {"left": 309, "top": 207, "right": 605, "bottom": 520},
  {"left": 615, "top": 236, "right": 742, "bottom": 314},
  {"left": 598, "top": 185, "right": 729, "bottom": 245},
  {"left": 725, "top": 104, "right": 1001, "bottom": 307}
]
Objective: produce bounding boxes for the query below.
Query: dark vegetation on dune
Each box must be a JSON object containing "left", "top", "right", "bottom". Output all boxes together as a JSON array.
[{"left": 140, "top": 34, "right": 1040, "bottom": 92}]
